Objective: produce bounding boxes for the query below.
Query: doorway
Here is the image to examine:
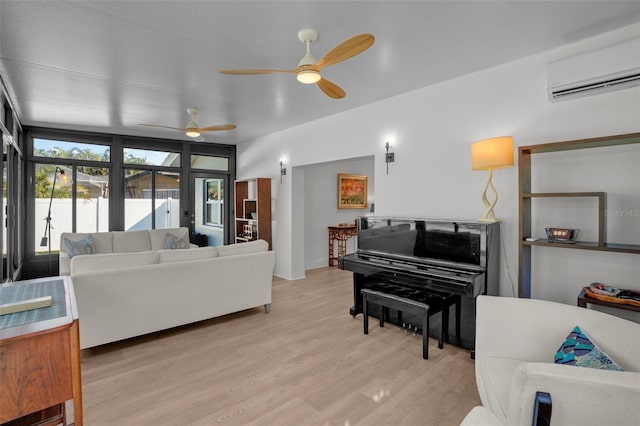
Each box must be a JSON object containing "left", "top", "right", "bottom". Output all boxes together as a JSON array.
[{"left": 189, "top": 173, "right": 230, "bottom": 247}]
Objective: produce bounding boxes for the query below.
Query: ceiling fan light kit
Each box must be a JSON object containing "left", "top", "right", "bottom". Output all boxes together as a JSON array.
[
  {"left": 297, "top": 68, "right": 321, "bottom": 84},
  {"left": 138, "top": 107, "right": 236, "bottom": 139},
  {"left": 219, "top": 28, "right": 375, "bottom": 99}
]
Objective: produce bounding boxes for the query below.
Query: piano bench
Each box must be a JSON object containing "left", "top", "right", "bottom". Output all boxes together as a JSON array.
[
  {"left": 362, "top": 288, "right": 442, "bottom": 360},
  {"left": 420, "top": 290, "right": 461, "bottom": 345}
]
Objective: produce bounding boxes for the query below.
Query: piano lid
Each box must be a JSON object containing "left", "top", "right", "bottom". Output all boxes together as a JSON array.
[{"left": 356, "top": 216, "right": 495, "bottom": 269}]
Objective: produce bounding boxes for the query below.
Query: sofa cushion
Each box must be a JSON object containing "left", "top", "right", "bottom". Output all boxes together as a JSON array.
[
  {"left": 149, "top": 227, "right": 189, "bottom": 251},
  {"left": 158, "top": 247, "right": 218, "bottom": 263},
  {"left": 217, "top": 239, "right": 268, "bottom": 257},
  {"left": 71, "top": 251, "right": 159, "bottom": 275},
  {"left": 60, "top": 231, "right": 113, "bottom": 254},
  {"left": 554, "top": 325, "right": 623, "bottom": 371},
  {"left": 112, "top": 230, "right": 151, "bottom": 253},
  {"left": 63, "top": 235, "right": 95, "bottom": 258},
  {"left": 162, "top": 232, "right": 191, "bottom": 249}
]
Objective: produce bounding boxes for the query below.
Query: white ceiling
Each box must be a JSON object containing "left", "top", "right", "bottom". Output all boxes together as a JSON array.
[{"left": 1, "top": 1, "right": 639, "bottom": 145}]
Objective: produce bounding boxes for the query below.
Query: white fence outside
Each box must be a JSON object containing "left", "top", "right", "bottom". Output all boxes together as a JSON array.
[{"left": 34, "top": 197, "right": 180, "bottom": 252}]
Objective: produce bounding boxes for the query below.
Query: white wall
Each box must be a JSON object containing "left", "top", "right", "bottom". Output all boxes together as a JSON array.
[
  {"left": 303, "top": 156, "right": 375, "bottom": 270},
  {"left": 237, "top": 24, "right": 640, "bottom": 313}
]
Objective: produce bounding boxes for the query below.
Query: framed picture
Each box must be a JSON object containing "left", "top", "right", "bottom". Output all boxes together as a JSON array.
[{"left": 338, "top": 173, "right": 368, "bottom": 209}]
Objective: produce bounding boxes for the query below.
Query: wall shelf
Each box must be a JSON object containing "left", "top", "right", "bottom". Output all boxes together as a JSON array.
[
  {"left": 522, "top": 240, "right": 640, "bottom": 254},
  {"left": 518, "top": 132, "right": 640, "bottom": 298}
]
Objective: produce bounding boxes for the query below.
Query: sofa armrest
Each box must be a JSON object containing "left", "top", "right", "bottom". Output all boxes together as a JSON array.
[
  {"left": 460, "top": 406, "right": 502, "bottom": 426},
  {"left": 59, "top": 252, "right": 71, "bottom": 276},
  {"left": 505, "top": 362, "right": 640, "bottom": 426},
  {"left": 475, "top": 296, "right": 640, "bottom": 370}
]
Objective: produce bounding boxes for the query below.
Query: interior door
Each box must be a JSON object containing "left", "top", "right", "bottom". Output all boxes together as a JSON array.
[{"left": 189, "top": 172, "right": 229, "bottom": 247}]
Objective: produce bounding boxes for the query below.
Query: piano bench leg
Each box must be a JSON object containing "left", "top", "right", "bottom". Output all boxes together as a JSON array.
[
  {"left": 380, "top": 306, "right": 388, "bottom": 328},
  {"left": 455, "top": 295, "right": 462, "bottom": 338},
  {"left": 440, "top": 303, "right": 448, "bottom": 349},
  {"left": 422, "top": 309, "right": 429, "bottom": 360},
  {"left": 363, "top": 300, "right": 369, "bottom": 335}
]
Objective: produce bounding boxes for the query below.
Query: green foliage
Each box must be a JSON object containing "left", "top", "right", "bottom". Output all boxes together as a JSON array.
[
  {"left": 34, "top": 146, "right": 148, "bottom": 198},
  {"left": 35, "top": 166, "right": 71, "bottom": 199}
]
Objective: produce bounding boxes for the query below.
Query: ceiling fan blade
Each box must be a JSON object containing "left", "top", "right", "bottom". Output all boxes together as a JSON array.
[
  {"left": 197, "top": 124, "right": 237, "bottom": 132},
  {"left": 317, "top": 78, "right": 346, "bottom": 99},
  {"left": 219, "top": 68, "right": 296, "bottom": 75},
  {"left": 138, "top": 123, "right": 186, "bottom": 131},
  {"left": 315, "top": 33, "right": 375, "bottom": 69}
]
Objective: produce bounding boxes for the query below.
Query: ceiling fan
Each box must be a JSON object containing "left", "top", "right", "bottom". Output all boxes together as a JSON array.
[
  {"left": 219, "top": 29, "right": 375, "bottom": 99},
  {"left": 139, "top": 108, "right": 236, "bottom": 138}
]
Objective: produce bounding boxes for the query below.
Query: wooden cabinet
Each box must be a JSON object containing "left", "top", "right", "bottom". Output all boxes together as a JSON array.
[
  {"left": 234, "top": 178, "right": 272, "bottom": 249},
  {"left": 0, "top": 276, "right": 83, "bottom": 426},
  {"left": 518, "top": 133, "right": 640, "bottom": 298}
]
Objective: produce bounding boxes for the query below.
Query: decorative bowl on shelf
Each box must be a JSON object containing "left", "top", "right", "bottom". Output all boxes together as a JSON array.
[{"left": 545, "top": 227, "right": 579, "bottom": 243}]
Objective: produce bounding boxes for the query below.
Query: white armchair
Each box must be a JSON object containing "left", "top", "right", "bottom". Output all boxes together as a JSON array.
[{"left": 461, "top": 295, "right": 640, "bottom": 426}]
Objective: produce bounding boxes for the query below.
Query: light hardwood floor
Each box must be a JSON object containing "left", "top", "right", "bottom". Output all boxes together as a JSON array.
[{"left": 80, "top": 267, "right": 480, "bottom": 425}]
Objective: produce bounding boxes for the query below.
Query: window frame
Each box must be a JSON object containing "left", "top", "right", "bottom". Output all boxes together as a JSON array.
[{"left": 23, "top": 128, "right": 236, "bottom": 277}]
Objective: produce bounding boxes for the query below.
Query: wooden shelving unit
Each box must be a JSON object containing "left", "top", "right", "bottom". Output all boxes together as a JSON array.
[
  {"left": 518, "top": 132, "right": 640, "bottom": 298},
  {"left": 234, "top": 178, "right": 272, "bottom": 249}
]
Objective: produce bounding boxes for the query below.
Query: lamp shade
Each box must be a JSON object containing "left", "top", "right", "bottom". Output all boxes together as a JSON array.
[
  {"left": 471, "top": 136, "right": 514, "bottom": 170},
  {"left": 58, "top": 170, "right": 72, "bottom": 185}
]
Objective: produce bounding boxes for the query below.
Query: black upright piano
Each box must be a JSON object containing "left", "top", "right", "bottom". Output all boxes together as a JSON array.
[{"left": 340, "top": 216, "right": 500, "bottom": 351}]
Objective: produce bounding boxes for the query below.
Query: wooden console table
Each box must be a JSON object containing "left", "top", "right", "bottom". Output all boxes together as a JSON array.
[
  {"left": 0, "top": 276, "right": 83, "bottom": 426},
  {"left": 328, "top": 224, "right": 357, "bottom": 266}
]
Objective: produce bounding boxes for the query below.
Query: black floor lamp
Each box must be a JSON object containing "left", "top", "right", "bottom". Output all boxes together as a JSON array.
[{"left": 40, "top": 166, "right": 71, "bottom": 276}]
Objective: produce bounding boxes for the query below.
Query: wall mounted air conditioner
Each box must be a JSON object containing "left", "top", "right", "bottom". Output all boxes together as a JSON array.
[{"left": 547, "top": 37, "right": 640, "bottom": 102}]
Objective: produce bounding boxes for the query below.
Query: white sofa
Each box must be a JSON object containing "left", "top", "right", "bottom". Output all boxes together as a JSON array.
[
  {"left": 59, "top": 227, "right": 197, "bottom": 276},
  {"left": 59, "top": 229, "right": 276, "bottom": 349},
  {"left": 461, "top": 295, "right": 640, "bottom": 426}
]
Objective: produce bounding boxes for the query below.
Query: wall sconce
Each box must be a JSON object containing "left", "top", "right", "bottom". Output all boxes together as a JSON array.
[
  {"left": 471, "top": 136, "right": 514, "bottom": 222},
  {"left": 385, "top": 142, "right": 395, "bottom": 175},
  {"left": 280, "top": 160, "right": 287, "bottom": 183}
]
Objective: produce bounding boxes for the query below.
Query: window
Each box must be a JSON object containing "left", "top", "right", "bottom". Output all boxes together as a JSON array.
[
  {"left": 155, "top": 171, "right": 180, "bottom": 230},
  {"left": 205, "top": 179, "right": 224, "bottom": 226},
  {"left": 124, "top": 169, "right": 180, "bottom": 230},
  {"left": 25, "top": 128, "right": 236, "bottom": 277},
  {"left": 35, "top": 164, "right": 72, "bottom": 255},
  {"left": 2, "top": 141, "right": 8, "bottom": 278},
  {"left": 32, "top": 138, "right": 111, "bottom": 255},
  {"left": 34, "top": 138, "right": 110, "bottom": 162},
  {"left": 124, "top": 148, "right": 180, "bottom": 167},
  {"left": 191, "top": 154, "right": 228, "bottom": 171},
  {"left": 34, "top": 164, "right": 110, "bottom": 254}
]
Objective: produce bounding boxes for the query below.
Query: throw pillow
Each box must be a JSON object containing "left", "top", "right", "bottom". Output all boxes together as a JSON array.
[
  {"left": 63, "top": 235, "right": 95, "bottom": 258},
  {"left": 554, "top": 325, "right": 623, "bottom": 371},
  {"left": 163, "top": 232, "right": 190, "bottom": 250}
]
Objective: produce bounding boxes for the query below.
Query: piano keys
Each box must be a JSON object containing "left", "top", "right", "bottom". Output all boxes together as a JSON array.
[{"left": 341, "top": 217, "right": 500, "bottom": 351}]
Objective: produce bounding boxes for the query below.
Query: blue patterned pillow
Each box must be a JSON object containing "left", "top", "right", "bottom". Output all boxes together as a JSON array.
[
  {"left": 554, "top": 325, "right": 623, "bottom": 371},
  {"left": 63, "top": 235, "right": 95, "bottom": 258},
  {"left": 163, "top": 233, "right": 190, "bottom": 250}
]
